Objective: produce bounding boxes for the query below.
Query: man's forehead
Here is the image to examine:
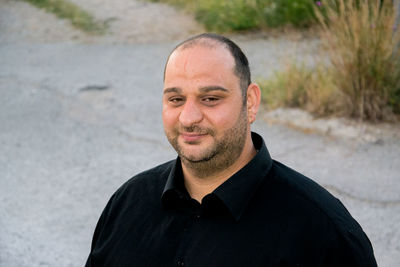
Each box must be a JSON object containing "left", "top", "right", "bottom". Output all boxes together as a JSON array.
[
  {"left": 163, "top": 44, "right": 239, "bottom": 95},
  {"left": 163, "top": 37, "right": 234, "bottom": 82},
  {"left": 177, "top": 37, "right": 223, "bottom": 51},
  {"left": 167, "top": 43, "right": 234, "bottom": 73},
  {"left": 168, "top": 38, "right": 233, "bottom": 65}
]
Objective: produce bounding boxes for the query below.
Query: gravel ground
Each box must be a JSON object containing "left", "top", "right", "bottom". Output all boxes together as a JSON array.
[
  {"left": 0, "top": 0, "right": 203, "bottom": 44},
  {"left": 0, "top": 0, "right": 88, "bottom": 43},
  {"left": 0, "top": 1, "right": 399, "bottom": 266}
]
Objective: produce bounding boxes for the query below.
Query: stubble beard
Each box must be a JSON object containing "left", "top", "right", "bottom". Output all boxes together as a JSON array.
[{"left": 166, "top": 108, "right": 248, "bottom": 178}]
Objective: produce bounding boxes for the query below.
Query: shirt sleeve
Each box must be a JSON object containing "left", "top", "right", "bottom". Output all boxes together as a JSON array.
[
  {"left": 85, "top": 193, "right": 117, "bottom": 267},
  {"left": 323, "top": 226, "right": 377, "bottom": 267}
]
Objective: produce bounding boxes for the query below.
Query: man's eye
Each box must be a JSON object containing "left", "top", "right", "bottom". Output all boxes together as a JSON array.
[
  {"left": 169, "top": 97, "right": 183, "bottom": 103},
  {"left": 203, "top": 97, "right": 219, "bottom": 102}
]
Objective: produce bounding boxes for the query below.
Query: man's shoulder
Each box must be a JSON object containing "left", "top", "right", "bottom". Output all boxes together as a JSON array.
[
  {"left": 267, "top": 160, "right": 376, "bottom": 266},
  {"left": 126, "top": 159, "right": 175, "bottom": 185},
  {"left": 269, "top": 160, "right": 360, "bottom": 231},
  {"left": 112, "top": 159, "right": 175, "bottom": 202}
]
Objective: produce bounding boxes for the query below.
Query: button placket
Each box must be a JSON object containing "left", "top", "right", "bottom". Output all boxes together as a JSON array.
[{"left": 174, "top": 204, "right": 202, "bottom": 267}]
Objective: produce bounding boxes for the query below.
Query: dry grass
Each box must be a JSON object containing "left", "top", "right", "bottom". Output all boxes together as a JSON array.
[
  {"left": 260, "top": 0, "right": 400, "bottom": 121},
  {"left": 259, "top": 63, "right": 343, "bottom": 117},
  {"left": 315, "top": 0, "right": 400, "bottom": 121}
]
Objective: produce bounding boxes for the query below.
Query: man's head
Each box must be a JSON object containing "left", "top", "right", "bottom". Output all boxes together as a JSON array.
[
  {"left": 162, "top": 33, "right": 261, "bottom": 177},
  {"left": 164, "top": 33, "right": 251, "bottom": 105}
]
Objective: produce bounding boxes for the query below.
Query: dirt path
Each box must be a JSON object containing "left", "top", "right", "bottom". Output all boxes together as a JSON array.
[
  {"left": 0, "top": 0, "right": 87, "bottom": 43},
  {"left": 0, "top": 0, "right": 203, "bottom": 44}
]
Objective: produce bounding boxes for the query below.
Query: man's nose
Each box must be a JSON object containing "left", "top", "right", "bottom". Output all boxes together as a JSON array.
[{"left": 179, "top": 99, "right": 203, "bottom": 127}]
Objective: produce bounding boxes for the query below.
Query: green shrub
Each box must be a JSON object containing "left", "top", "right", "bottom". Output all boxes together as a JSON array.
[
  {"left": 195, "top": 0, "right": 260, "bottom": 32},
  {"left": 147, "top": 0, "right": 318, "bottom": 31},
  {"left": 23, "top": 0, "right": 105, "bottom": 34},
  {"left": 262, "top": 0, "right": 316, "bottom": 28}
]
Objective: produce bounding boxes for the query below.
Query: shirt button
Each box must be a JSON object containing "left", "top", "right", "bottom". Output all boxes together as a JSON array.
[{"left": 177, "top": 260, "right": 185, "bottom": 266}]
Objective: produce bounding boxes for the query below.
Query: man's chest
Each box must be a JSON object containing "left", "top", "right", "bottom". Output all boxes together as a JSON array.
[{"left": 94, "top": 207, "right": 331, "bottom": 267}]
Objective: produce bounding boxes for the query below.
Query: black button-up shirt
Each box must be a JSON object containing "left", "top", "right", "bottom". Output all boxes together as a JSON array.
[{"left": 86, "top": 132, "right": 377, "bottom": 266}]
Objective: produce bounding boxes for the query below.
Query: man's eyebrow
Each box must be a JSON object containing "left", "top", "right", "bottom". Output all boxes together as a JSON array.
[
  {"left": 199, "top": 86, "right": 229, "bottom": 93},
  {"left": 163, "top": 87, "right": 182, "bottom": 94},
  {"left": 163, "top": 86, "right": 229, "bottom": 94}
]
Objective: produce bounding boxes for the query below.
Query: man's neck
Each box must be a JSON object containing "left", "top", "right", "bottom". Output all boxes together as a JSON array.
[{"left": 181, "top": 138, "right": 257, "bottom": 203}]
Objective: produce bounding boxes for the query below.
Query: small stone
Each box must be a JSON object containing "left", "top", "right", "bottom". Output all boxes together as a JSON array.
[{"left": 79, "top": 84, "right": 110, "bottom": 91}]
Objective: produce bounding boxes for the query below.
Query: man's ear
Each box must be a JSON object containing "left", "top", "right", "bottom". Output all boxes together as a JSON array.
[{"left": 246, "top": 83, "right": 261, "bottom": 124}]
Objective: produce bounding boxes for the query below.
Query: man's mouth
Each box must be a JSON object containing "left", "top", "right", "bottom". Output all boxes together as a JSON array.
[{"left": 180, "top": 132, "right": 208, "bottom": 142}]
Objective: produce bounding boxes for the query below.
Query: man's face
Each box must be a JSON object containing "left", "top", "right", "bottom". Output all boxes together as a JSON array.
[{"left": 162, "top": 43, "right": 249, "bottom": 174}]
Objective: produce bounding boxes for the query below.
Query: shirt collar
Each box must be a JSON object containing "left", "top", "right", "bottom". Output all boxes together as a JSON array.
[{"left": 161, "top": 132, "right": 273, "bottom": 221}]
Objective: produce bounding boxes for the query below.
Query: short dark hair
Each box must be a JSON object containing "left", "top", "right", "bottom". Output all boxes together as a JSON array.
[{"left": 164, "top": 33, "right": 251, "bottom": 105}]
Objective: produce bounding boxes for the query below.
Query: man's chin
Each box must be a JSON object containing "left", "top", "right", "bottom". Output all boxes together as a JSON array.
[
  {"left": 176, "top": 140, "right": 217, "bottom": 163},
  {"left": 179, "top": 148, "right": 218, "bottom": 163},
  {"left": 180, "top": 153, "right": 211, "bottom": 163}
]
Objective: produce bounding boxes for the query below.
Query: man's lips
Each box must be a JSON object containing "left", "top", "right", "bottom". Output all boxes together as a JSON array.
[{"left": 180, "top": 132, "right": 208, "bottom": 142}]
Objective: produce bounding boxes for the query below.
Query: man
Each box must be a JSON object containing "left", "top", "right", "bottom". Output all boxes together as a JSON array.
[{"left": 85, "top": 33, "right": 377, "bottom": 266}]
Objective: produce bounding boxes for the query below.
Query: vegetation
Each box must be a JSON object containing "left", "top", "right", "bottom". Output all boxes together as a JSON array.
[
  {"left": 22, "top": 0, "right": 106, "bottom": 34},
  {"left": 148, "top": 0, "right": 317, "bottom": 31},
  {"left": 149, "top": 0, "right": 400, "bottom": 121},
  {"left": 260, "top": 0, "right": 400, "bottom": 121},
  {"left": 259, "top": 64, "right": 343, "bottom": 117},
  {"left": 27, "top": 0, "right": 400, "bottom": 121}
]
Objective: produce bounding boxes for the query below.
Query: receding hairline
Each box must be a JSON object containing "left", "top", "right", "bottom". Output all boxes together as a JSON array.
[
  {"left": 164, "top": 37, "right": 237, "bottom": 80},
  {"left": 176, "top": 36, "right": 227, "bottom": 52}
]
